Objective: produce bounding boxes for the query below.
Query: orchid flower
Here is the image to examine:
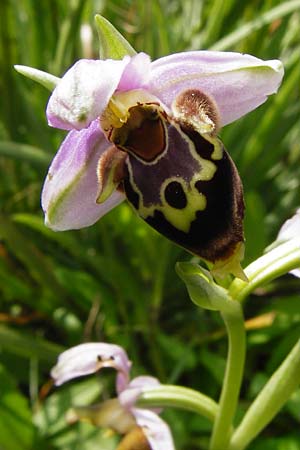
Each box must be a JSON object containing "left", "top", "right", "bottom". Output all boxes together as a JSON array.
[
  {"left": 40, "top": 48, "right": 283, "bottom": 278},
  {"left": 51, "top": 342, "right": 174, "bottom": 450}
]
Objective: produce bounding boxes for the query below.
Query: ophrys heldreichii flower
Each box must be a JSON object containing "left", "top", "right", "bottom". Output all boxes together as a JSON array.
[{"left": 43, "top": 51, "right": 283, "bottom": 278}]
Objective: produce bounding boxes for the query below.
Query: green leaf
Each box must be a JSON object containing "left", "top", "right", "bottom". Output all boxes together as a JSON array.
[
  {"left": 52, "top": 424, "right": 118, "bottom": 450},
  {"left": 156, "top": 333, "right": 196, "bottom": 370},
  {"left": 244, "top": 191, "right": 268, "bottom": 263},
  {"left": 176, "top": 262, "right": 233, "bottom": 312},
  {"left": 199, "top": 349, "right": 226, "bottom": 386},
  {"left": 0, "top": 325, "right": 63, "bottom": 362},
  {"left": 34, "top": 378, "right": 103, "bottom": 436},
  {"left": 210, "top": 0, "right": 300, "bottom": 51},
  {"left": 231, "top": 339, "right": 300, "bottom": 449},
  {"left": 0, "top": 364, "right": 36, "bottom": 450},
  {"left": 94, "top": 14, "right": 136, "bottom": 60},
  {"left": 286, "top": 389, "right": 300, "bottom": 422},
  {"left": 34, "top": 377, "right": 118, "bottom": 450},
  {"left": 0, "top": 141, "right": 51, "bottom": 167},
  {"left": 0, "top": 215, "right": 68, "bottom": 308},
  {"left": 250, "top": 434, "right": 300, "bottom": 450}
]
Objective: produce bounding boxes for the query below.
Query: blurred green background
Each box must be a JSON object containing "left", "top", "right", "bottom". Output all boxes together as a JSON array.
[{"left": 0, "top": 0, "right": 300, "bottom": 449}]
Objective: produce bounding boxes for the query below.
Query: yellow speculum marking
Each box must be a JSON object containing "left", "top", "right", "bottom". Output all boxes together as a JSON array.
[
  {"left": 161, "top": 177, "right": 207, "bottom": 232},
  {"left": 127, "top": 126, "right": 221, "bottom": 234},
  {"left": 128, "top": 171, "right": 207, "bottom": 233},
  {"left": 204, "top": 134, "right": 223, "bottom": 161},
  {"left": 175, "top": 120, "right": 219, "bottom": 180}
]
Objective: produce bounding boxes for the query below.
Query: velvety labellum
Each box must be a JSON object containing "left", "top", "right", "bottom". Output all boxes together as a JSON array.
[
  {"left": 100, "top": 91, "right": 245, "bottom": 277},
  {"left": 120, "top": 107, "right": 244, "bottom": 268}
]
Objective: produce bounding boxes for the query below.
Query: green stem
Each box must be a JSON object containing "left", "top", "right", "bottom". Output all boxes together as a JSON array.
[
  {"left": 229, "top": 239, "right": 300, "bottom": 302},
  {"left": 229, "top": 339, "right": 300, "bottom": 450},
  {"left": 137, "top": 385, "right": 218, "bottom": 422},
  {"left": 151, "top": 240, "right": 170, "bottom": 316},
  {"left": 209, "top": 301, "right": 246, "bottom": 450}
]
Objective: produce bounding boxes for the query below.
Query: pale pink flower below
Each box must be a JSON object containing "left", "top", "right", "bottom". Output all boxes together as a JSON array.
[
  {"left": 51, "top": 342, "right": 174, "bottom": 450},
  {"left": 277, "top": 208, "right": 300, "bottom": 277}
]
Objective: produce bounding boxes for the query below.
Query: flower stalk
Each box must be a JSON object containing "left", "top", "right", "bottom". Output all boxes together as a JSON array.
[
  {"left": 137, "top": 384, "right": 219, "bottom": 422},
  {"left": 229, "top": 238, "right": 300, "bottom": 302},
  {"left": 209, "top": 300, "right": 246, "bottom": 450},
  {"left": 229, "top": 339, "right": 300, "bottom": 450}
]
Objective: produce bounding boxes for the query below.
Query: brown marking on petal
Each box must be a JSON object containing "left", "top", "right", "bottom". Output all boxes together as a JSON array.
[
  {"left": 96, "top": 146, "right": 127, "bottom": 204},
  {"left": 116, "top": 426, "right": 151, "bottom": 450},
  {"left": 123, "top": 114, "right": 166, "bottom": 162},
  {"left": 172, "top": 89, "right": 220, "bottom": 135},
  {"left": 104, "top": 103, "right": 167, "bottom": 163}
]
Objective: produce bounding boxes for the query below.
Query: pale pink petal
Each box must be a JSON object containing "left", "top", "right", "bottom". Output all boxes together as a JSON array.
[
  {"left": 51, "top": 342, "right": 132, "bottom": 387},
  {"left": 290, "top": 269, "right": 300, "bottom": 278},
  {"left": 42, "top": 120, "right": 125, "bottom": 231},
  {"left": 147, "top": 51, "right": 284, "bottom": 126},
  {"left": 277, "top": 209, "right": 300, "bottom": 278},
  {"left": 132, "top": 408, "right": 175, "bottom": 450},
  {"left": 119, "top": 376, "right": 160, "bottom": 408},
  {"left": 277, "top": 209, "right": 300, "bottom": 242},
  {"left": 117, "top": 52, "right": 151, "bottom": 91},
  {"left": 46, "top": 57, "right": 130, "bottom": 130}
]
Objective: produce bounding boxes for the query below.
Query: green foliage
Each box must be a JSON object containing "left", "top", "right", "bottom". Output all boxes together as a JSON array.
[
  {"left": 0, "top": 0, "right": 300, "bottom": 449},
  {"left": 176, "top": 262, "right": 232, "bottom": 311},
  {"left": 0, "top": 364, "right": 37, "bottom": 450}
]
